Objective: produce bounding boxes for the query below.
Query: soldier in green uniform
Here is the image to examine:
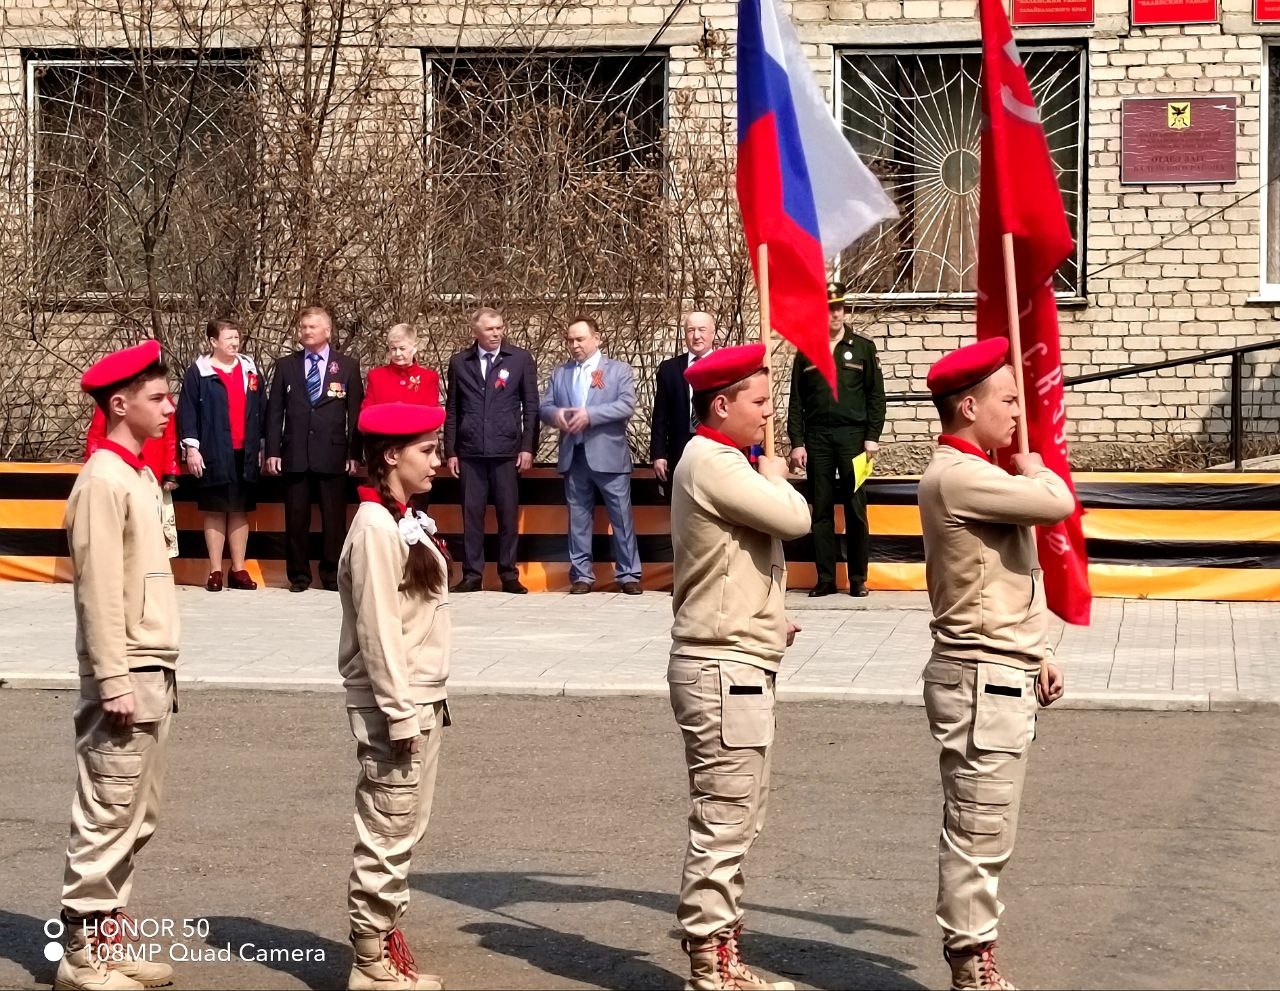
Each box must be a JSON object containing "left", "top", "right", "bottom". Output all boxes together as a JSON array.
[{"left": 787, "top": 281, "right": 887, "bottom": 597}]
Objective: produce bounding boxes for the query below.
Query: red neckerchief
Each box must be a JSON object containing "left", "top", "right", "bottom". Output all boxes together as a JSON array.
[
  {"left": 95, "top": 438, "right": 146, "bottom": 472},
  {"left": 695, "top": 424, "right": 748, "bottom": 453},
  {"left": 938, "top": 434, "right": 994, "bottom": 463},
  {"left": 356, "top": 485, "right": 407, "bottom": 516}
]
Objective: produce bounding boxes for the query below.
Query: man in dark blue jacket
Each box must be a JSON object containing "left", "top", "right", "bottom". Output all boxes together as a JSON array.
[
  {"left": 444, "top": 307, "right": 540, "bottom": 594},
  {"left": 264, "top": 306, "right": 364, "bottom": 592}
]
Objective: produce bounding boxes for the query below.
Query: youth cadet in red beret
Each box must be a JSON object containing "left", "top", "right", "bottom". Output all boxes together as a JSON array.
[
  {"left": 918, "top": 338, "right": 1074, "bottom": 990},
  {"left": 338, "top": 402, "right": 453, "bottom": 991},
  {"left": 666, "top": 344, "right": 811, "bottom": 991},
  {"left": 57, "top": 340, "right": 180, "bottom": 990}
]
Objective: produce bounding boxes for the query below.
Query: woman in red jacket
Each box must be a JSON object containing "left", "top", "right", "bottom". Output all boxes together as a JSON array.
[{"left": 363, "top": 324, "right": 441, "bottom": 408}]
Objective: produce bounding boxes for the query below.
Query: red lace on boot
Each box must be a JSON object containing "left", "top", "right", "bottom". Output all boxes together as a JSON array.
[
  {"left": 386, "top": 928, "right": 419, "bottom": 979},
  {"left": 100, "top": 909, "right": 133, "bottom": 948},
  {"left": 977, "top": 943, "right": 1010, "bottom": 989},
  {"left": 715, "top": 939, "right": 735, "bottom": 987}
]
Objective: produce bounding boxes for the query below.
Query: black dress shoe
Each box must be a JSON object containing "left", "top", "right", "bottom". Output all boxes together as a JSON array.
[
  {"left": 452, "top": 577, "right": 483, "bottom": 593},
  {"left": 502, "top": 579, "right": 528, "bottom": 594},
  {"left": 619, "top": 582, "right": 643, "bottom": 595},
  {"left": 321, "top": 579, "right": 339, "bottom": 592},
  {"left": 569, "top": 581, "right": 592, "bottom": 594},
  {"left": 289, "top": 580, "right": 310, "bottom": 593},
  {"left": 850, "top": 582, "right": 870, "bottom": 598},
  {"left": 808, "top": 582, "right": 836, "bottom": 598}
]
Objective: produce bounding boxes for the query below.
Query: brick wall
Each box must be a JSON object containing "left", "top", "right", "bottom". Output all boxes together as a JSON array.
[{"left": 1, "top": 0, "right": 1278, "bottom": 460}]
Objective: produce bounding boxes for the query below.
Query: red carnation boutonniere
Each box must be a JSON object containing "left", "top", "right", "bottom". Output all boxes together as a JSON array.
[
  {"left": 247, "top": 372, "right": 259, "bottom": 392},
  {"left": 591, "top": 369, "right": 606, "bottom": 390},
  {"left": 495, "top": 368, "right": 511, "bottom": 390}
]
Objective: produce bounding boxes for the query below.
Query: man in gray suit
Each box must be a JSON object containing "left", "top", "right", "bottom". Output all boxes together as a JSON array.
[{"left": 539, "top": 316, "right": 642, "bottom": 595}]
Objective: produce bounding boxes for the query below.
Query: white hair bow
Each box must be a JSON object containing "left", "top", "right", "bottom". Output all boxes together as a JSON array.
[{"left": 398, "top": 510, "right": 438, "bottom": 547}]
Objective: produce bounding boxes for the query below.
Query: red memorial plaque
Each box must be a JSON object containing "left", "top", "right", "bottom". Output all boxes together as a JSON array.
[
  {"left": 1120, "top": 97, "right": 1236, "bottom": 184},
  {"left": 1011, "top": 0, "right": 1094, "bottom": 25},
  {"left": 1131, "top": 0, "right": 1218, "bottom": 25},
  {"left": 1257, "top": 0, "right": 1280, "bottom": 21}
]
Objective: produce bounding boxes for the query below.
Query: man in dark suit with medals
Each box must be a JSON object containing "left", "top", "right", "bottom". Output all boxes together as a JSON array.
[{"left": 264, "top": 305, "right": 364, "bottom": 592}]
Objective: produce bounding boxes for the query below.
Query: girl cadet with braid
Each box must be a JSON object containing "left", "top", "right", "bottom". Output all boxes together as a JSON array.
[{"left": 337, "top": 402, "right": 453, "bottom": 991}]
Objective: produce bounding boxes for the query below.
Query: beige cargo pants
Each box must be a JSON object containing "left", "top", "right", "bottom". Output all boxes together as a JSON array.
[
  {"left": 923, "top": 656, "right": 1039, "bottom": 952},
  {"left": 668, "top": 656, "right": 776, "bottom": 939},
  {"left": 62, "top": 669, "right": 175, "bottom": 916},
  {"left": 347, "top": 701, "right": 447, "bottom": 934}
]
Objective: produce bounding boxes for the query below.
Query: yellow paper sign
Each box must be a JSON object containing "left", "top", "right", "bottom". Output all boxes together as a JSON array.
[{"left": 852, "top": 453, "right": 874, "bottom": 491}]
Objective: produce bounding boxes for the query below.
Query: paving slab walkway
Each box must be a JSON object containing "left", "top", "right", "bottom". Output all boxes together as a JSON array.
[{"left": 1, "top": 583, "right": 1275, "bottom": 711}]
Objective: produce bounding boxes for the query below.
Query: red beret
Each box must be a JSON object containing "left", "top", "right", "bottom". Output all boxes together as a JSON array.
[
  {"left": 926, "top": 338, "right": 1010, "bottom": 398},
  {"left": 684, "top": 343, "right": 767, "bottom": 394},
  {"left": 358, "top": 402, "right": 446, "bottom": 437},
  {"left": 80, "top": 340, "right": 163, "bottom": 393}
]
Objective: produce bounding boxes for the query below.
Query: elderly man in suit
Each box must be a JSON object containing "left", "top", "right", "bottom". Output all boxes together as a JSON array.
[
  {"left": 264, "top": 305, "right": 364, "bottom": 592},
  {"left": 540, "top": 316, "right": 642, "bottom": 595},
  {"left": 444, "top": 307, "right": 540, "bottom": 594},
  {"left": 650, "top": 310, "right": 716, "bottom": 500}
]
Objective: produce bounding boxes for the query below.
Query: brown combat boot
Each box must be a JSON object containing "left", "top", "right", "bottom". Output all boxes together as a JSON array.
[
  {"left": 53, "top": 916, "right": 143, "bottom": 991},
  {"left": 682, "top": 931, "right": 794, "bottom": 991},
  {"left": 100, "top": 910, "right": 173, "bottom": 988},
  {"left": 945, "top": 942, "right": 1017, "bottom": 991},
  {"left": 347, "top": 929, "right": 444, "bottom": 991}
]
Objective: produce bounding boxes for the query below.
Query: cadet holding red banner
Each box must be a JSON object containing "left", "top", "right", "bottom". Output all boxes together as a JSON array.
[
  {"left": 667, "top": 344, "right": 810, "bottom": 991},
  {"left": 919, "top": 339, "right": 1073, "bottom": 991},
  {"left": 338, "top": 402, "right": 452, "bottom": 991}
]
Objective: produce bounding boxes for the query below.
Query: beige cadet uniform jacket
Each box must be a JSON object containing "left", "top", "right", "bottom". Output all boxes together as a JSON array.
[
  {"left": 338, "top": 502, "right": 450, "bottom": 741},
  {"left": 65, "top": 446, "right": 180, "bottom": 702},
  {"left": 918, "top": 439, "right": 1076, "bottom": 670},
  {"left": 670, "top": 432, "right": 812, "bottom": 672}
]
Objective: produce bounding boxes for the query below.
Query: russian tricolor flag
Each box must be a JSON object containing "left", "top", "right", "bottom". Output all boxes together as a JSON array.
[{"left": 737, "top": 0, "right": 897, "bottom": 390}]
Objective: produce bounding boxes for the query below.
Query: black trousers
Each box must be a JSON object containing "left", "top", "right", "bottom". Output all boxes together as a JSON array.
[
  {"left": 458, "top": 456, "right": 519, "bottom": 582},
  {"left": 283, "top": 471, "right": 348, "bottom": 586},
  {"left": 808, "top": 431, "right": 869, "bottom": 586}
]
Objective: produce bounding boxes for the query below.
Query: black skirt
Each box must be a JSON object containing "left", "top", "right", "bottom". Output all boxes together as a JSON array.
[{"left": 197, "top": 449, "right": 258, "bottom": 513}]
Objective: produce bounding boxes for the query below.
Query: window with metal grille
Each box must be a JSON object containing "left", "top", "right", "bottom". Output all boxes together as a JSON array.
[
  {"left": 29, "top": 58, "right": 256, "bottom": 298},
  {"left": 426, "top": 51, "right": 667, "bottom": 296},
  {"left": 837, "top": 45, "right": 1085, "bottom": 300}
]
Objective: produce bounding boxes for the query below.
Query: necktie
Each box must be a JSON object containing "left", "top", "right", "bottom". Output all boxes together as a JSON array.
[
  {"left": 306, "top": 353, "right": 322, "bottom": 405},
  {"left": 481, "top": 352, "right": 491, "bottom": 382},
  {"left": 689, "top": 354, "right": 700, "bottom": 431},
  {"left": 575, "top": 362, "right": 589, "bottom": 408}
]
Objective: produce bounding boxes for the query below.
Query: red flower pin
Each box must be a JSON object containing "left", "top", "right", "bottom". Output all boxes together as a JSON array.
[
  {"left": 247, "top": 372, "right": 259, "bottom": 392},
  {"left": 591, "top": 369, "right": 606, "bottom": 390}
]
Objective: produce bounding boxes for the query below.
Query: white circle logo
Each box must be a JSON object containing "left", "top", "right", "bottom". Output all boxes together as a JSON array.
[
  {"left": 44, "top": 942, "right": 65, "bottom": 962},
  {"left": 44, "top": 919, "right": 65, "bottom": 940}
]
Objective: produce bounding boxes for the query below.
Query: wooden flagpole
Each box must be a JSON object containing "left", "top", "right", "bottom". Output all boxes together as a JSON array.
[
  {"left": 1001, "top": 232, "right": 1030, "bottom": 455},
  {"left": 757, "top": 242, "right": 775, "bottom": 455}
]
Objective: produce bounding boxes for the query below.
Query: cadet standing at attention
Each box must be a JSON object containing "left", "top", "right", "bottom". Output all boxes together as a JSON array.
[
  {"left": 667, "top": 344, "right": 811, "bottom": 991},
  {"left": 787, "top": 281, "right": 886, "bottom": 597},
  {"left": 918, "top": 339, "right": 1073, "bottom": 991},
  {"left": 58, "top": 340, "right": 180, "bottom": 991},
  {"left": 339, "top": 402, "right": 452, "bottom": 991}
]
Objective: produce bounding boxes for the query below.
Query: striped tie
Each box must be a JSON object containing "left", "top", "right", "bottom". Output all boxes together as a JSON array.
[{"left": 306, "top": 353, "right": 322, "bottom": 405}]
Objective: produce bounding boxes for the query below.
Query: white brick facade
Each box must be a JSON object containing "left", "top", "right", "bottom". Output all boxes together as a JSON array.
[{"left": 1, "top": 0, "right": 1277, "bottom": 461}]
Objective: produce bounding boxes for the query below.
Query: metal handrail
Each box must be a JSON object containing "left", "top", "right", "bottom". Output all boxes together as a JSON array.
[{"left": 886, "top": 337, "right": 1280, "bottom": 470}]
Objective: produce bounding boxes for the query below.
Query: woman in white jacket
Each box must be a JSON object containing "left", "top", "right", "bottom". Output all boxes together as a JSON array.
[{"left": 337, "top": 401, "right": 452, "bottom": 991}]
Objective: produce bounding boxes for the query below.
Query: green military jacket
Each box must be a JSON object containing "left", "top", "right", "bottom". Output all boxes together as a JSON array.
[{"left": 787, "top": 330, "right": 886, "bottom": 447}]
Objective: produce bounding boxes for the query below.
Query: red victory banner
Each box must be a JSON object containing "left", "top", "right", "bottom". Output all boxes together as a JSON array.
[
  {"left": 1131, "top": 0, "right": 1218, "bottom": 26},
  {"left": 1011, "top": 0, "right": 1094, "bottom": 26},
  {"left": 977, "top": 0, "right": 1091, "bottom": 625}
]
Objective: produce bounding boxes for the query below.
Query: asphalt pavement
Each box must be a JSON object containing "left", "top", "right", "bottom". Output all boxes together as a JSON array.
[{"left": 1, "top": 691, "right": 1276, "bottom": 990}]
